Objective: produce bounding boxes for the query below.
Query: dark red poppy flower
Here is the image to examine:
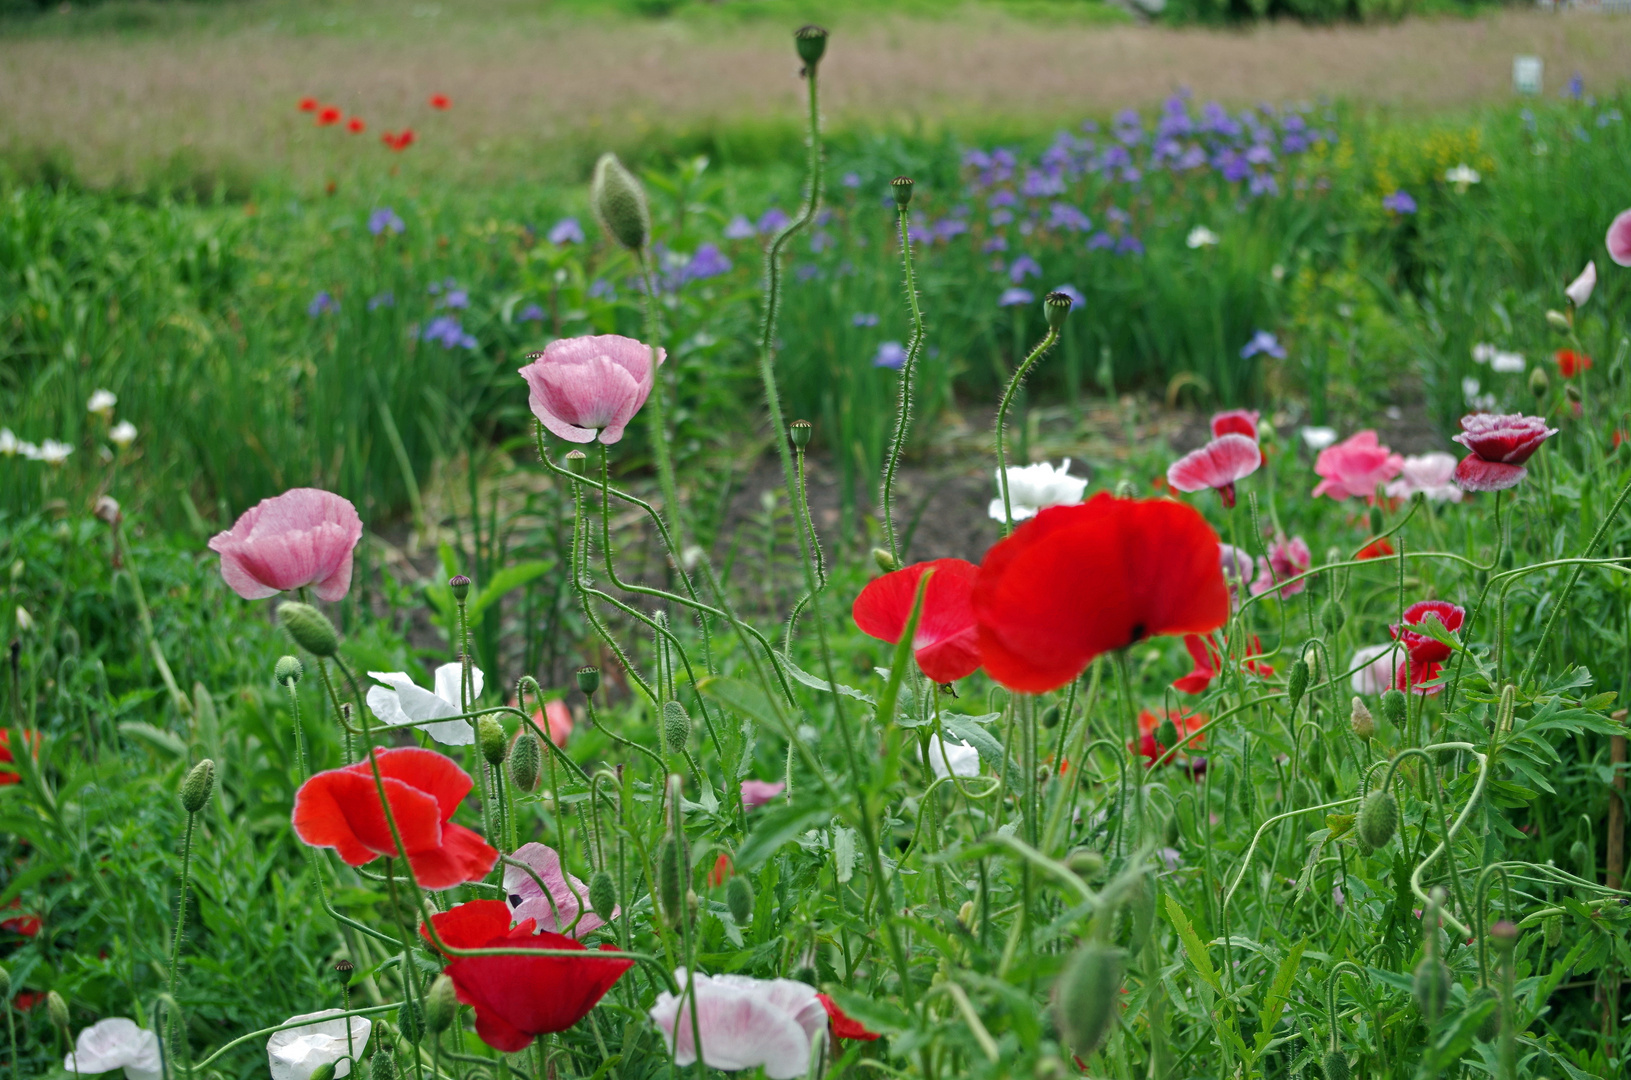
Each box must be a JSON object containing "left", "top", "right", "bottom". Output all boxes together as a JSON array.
[
  {"left": 973, "top": 494, "right": 1230, "bottom": 693},
  {"left": 347, "top": 117, "right": 366, "bottom": 134},
  {"left": 1133, "top": 708, "right": 1206, "bottom": 767},
  {"left": 1166, "top": 434, "right": 1261, "bottom": 508},
  {"left": 316, "top": 106, "right": 342, "bottom": 126},
  {"left": 1556, "top": 349, "right": 1593, "bottom": 378},
  {"left": 1452, "top": 413, "right": 1557, "bottom": 492},
  {"left": 1, "top": 900, "right": 39, "bottom": 937},
  {"left": 422, "top": 899, "right": 631, "bottom": 1051},
  {"left": 1355, "top": 538, "right": 1396, "bottom": 560},
  {"left": 1390, "top": 600, "right": 1464, "bottom": 664},
  {"left": 1394, "top": 657, "right": 1443, "bottom": 696},
  {"left": 817, "top": 993, "right": 881, "bottom": 1041},
  {"left": 292, "top": 747, "right": 497, "bottom": 889},
  {"left": 298, "top": 97, "right": 320, "bottom": 112},
  {"left": 852, "top": 559, "right": 981, "bottom": 683},
  {"left": 0, "top": 729, "right": 39, "bottom": 785},
  {"left": 429, "top": 94, "right": 452, "bottom": 110},
  {"left": 1210, "top": 409, "right": 1260, "bottom": 441}
]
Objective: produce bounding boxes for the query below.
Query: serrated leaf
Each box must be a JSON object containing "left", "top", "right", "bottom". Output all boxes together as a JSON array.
[
  {"left": 780, "top": 656, "right": 875, "bottom": 705},
  {"left": 1164, "top": 894, "right": 1222, "bottom": 993},
  {"left": 1254, "top": 940, "right": 1305, "bottom": 1054}
]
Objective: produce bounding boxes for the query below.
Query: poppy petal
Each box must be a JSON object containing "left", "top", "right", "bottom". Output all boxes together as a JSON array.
[
  {"left": 1453, "top": 455, "right": 1526, "bottom": 492},
  {"left": 1166, "top": 434, "right": 1261, "bottom": 493},
  {"left": 293, "top": 769, "right": 442, "bottom": 865},
  {"left": 852, "top": 559, "right": 982, "bottom": 682},
  {"left": 423, "top": 899, "right": 513, "bottom": 953},
  {"left": 408, "top": 823, "right": 499, "bottom": 890},
  {"left": 349, "top": 746, "right": 473, "bottom": 820}
]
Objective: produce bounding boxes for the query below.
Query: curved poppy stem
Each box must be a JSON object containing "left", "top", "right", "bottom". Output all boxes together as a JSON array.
[
  {"left": 880, "top": 203, "right": 926, "bottom": 564},
  {"left": 994, "top": 325, "right": 1061, "bottom": 533}
]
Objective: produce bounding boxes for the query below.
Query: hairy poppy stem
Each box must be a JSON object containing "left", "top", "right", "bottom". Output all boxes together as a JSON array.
[
  {"left": 880, "top": 202, "right": 926, "bottom": 565},
  {"left": 994, "top": 325, "right": 1061, "bottom": 532}
]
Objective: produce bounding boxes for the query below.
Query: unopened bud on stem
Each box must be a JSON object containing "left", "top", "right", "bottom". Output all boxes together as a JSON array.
[
  {"left": 425, "top": 974, "right": 458, "bottom": 1034},
  {"left": 726, "top": 873, "right": 754, "bottom": 925},
  {"left": 180, "top": 759, "right": 215, "bottom": 813},
  {"left": 477, "top": 717, "right": 507, "bottom": 767},
  {"left": 449, "top": 574, "right": 471, "bottom": 602},
  {"left": 278, "top": 602, "right": 340, "bottom": 658},
  {"left": 275, "top": 655, "right": 304, "bottom": 686},
  {"left": 1357, "top": 787, "right": 1398, "bottom": 848},
  {"left": 662, "top": 701, "right": 692, "bottom": 754},
  {"left": 1349, "top": 697, "right": 1375, "bottom": 741},
  {"left": 1052, "top": 941, "right": 1123, "bottom": 1058},
  {"left": 509, "top": 732, "right": 542, "bottom": 792},
  {"left": 590, "top": 153, "right": 650, "bottom": 253}
]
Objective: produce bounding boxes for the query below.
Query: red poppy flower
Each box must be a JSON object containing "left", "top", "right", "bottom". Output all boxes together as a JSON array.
[
  {"left": 1166, "top": 434, "right": 1261, "bottom": 508},
  {"left": 852, "top": 559, "right": 981, "bottom": 683},
  {"left": 394, "top": 128, "right": 417, "bottom": 150},
  {"left": 298, "top": 97, "right": 320, "bottom": 112},
  {"left": 347, "top": 117, "right": 366, "bottom": 134},
  {"left": 1394, "top": 657, "right": 1443, "bottom": 696},
  {"left": 1, "top": 900, "right": 39, "bottom": 937},
  {"left": 422, "top": 900, "right": 631, "bottom": 1051},
  {"left": 1355, "top": 538, "right": 1395, "bottom": 560},
  {"left": 429, "top": 94, "right": 452, "bottom": 110},
  {"left": 1390, "top": 600, "right": 1464, "bottom": 664},
  {"left": 0, "top": 729, "right": 39, "bottom": 785},
  {"left": 1452, "top": 413, "right": 1557, "bottom": 492},
  {"left": 1133, "top": 708, "right": 1206, "bottom": 766},
  {"left": 1210, "top": 409, "right": 1260, "bottom": 441},
  {"left": 1173, "top": 633, "right": 1271, "bottom": 695},
  {"left": 12, "top": 992, "right": 42, "bottom": 1011},
  {"left": 817, "top": 993, "right": 881, "bottom": 1041},
  {"left": 316, "top": 106, "right": 342, "bottom": 126},
  {"left": 292, "top": 747, "right": 497, "bottom": 889},
  {"left": 1556, "top": 349, "right": 1593, "bottom": 378},
  {"left": 973, "top": 494, "right": 1230, "bottom": 693},
  {"left": 707, "top": 852, "right": 732, "bottom": 888}
]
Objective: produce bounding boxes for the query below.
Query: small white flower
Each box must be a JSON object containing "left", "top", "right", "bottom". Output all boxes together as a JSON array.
[
  {"left": 366, "top": 663, "right": 484, "bottom": 746},
  {"left": 65, "top": 1018, "right": 162, "bottom": 1080},
  {"left": 1299, "top": 426, "right": 1337, "bottom": 451},
  {"left": 1444, "top": 164, "right": 1481, "bottom": 190},
  {"left": 1384, "top": 452, "right": 1463, "bottom": 504},
  {"left": 1332, "top": 885, "right": 1346, "bottom": 907},
  {"left": 1186, "top": 225, "right": 1220, "bottom": 249},
  {"left": 87, "top": 389, "right": 118, "bottom": 416},
  {"left": 988, "top": 459, "right": 1087, "bottom": 522},
  {"left": 1470, "top": 342, "right": 1495, "bottom": 364},
  {"left": 15, "top": 606, "right": 32, "bottom": 632},
  {"left": 36, "top": 439, "right": 73, "bottom": 465},
  {"left": 109, "top": 421, "right": 138, "bottom": 447},
  {"left": 0, "top": 429, "right": 16, "bottom": 456},
  {"left": 267, "top": 1010, "right": 372, "bottom": 1080},
  {"left": 1350, "top": 644, "right": 1398, "bottom": 696},
  {"left": 922, "top": 735, "right": 981, "bottom": 780},
  {"left": 1490, "top": 350, "right": 1525, "bottom": 374},
  {"left": 1566, "top": 261, "right": 1596, "bottom": 308}
]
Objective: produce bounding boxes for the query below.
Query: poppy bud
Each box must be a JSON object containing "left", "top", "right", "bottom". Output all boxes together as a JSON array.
[
  {"left": 1566, "top": 383, "right": 1582, "bottom": 407},
  {"left": 95, "top": 496, "right": 122, "bottom": 526},
  {"left": 1544, "top": 914, "right": 1561, "bottom": 948},
  {"left": 590, "top": 153, "right": 650, "bottom": 253},
  {"left": 1113, "top": 479, "right": 1137, "bottom": 499},
  {"left": 333, "top": 959, "right": 355, "bottom": 986},
  {"left": 890, "top": 176, "right": 915, "bottom": 208},
  {"left": 1052, "top": 941, "right": 1123, "bottom": 1057},
  {"left": 1529, "top": 366, "right": 1550, "bottom": 400},
  {"left": 449, "top": 574, "right": 471, "bottom": 602},
  {"left": 1496, "top": 683, "right": 1516, "bottom": 735},
  {"left": 1322, "top": 1050, "right": 1350, "bottom": 1080},
  {"left": 565, "top": 449, "right": 588, "bottom": 475},
  {"left": 576, "top": 665, "right": 601, "bottom": 696},
  {"left": 1043, "top": 291, "right": 1074, "bottom": 332},
  {"left": 1154, "top": 717, "right": 1178, "bottom": 752},
  {"left": 1357, "top": 788, "right": 1398, "bottom": 849},
  {"left": 371, "top": 1049, "right": 397, "bottom": 1080},
  {"left": 477, "top": 717, "right": 507, "bottom": 767},
  {"left": 790, "top": 419, "right": 812, "bottom": 448},
  {"left": 1320, "top": 600, "right": 1345, "bottom": 635},
  {"left": 794, "top": 24, "right": 828, "bottom": 69},
  {"left": 275, "top": 655, "right": 304, "bottom": 686},
  {"left": 1066, "top": 848, "right": 1105, "bottom": 879},
  {"left": 726, "top": 873, "right": 754, "bottom": 925},
  {"left": 1302, "top": 643, "right": 1323, "bottom": 682},
  {"left": 1287, "top": 659, "right": 1310, "bottom": 714},
  {"left": 1040, "top": 704, "right": 1061, "bottom": 729},
  {"left": 48, "top": 989, "right": 69, "bottom": 1030},
  {"left": 278, "top": 601, "right": 340, "bottom": 658},
  {"left": 872, "top": 547, "right": 898, "bottom": 572},
  {"left": 1381, "top": 688, "right": 1407, "bottom": 729},
  {"left": 1412, "top": 954, "right": 1452, "bottom": 1022},
  {"left": 662, "top": 701, "right": 691, "bottom": 754},
  {"left": 957, "top": 899, "right": 977, "bottom": 930},
  {"left": 1368, "top": 506, "right": 1383, "bottom": 536},
  {"left": 1546, "top": 309, "right": 1572, "bottom": 334},
  {"left": 310, "top": 1066, "right": 338, "bottom": 1080},
  {"left": 589, "top": 869, "right": 618, "bottom": 923},
  {"left": 180, "top": 758, "right": 215, "bottom": 814},
  {"left": 657, "top": 836, "right": 688, "bottom": 928},
  {"left": 0, "top": 964, "right": 10, "bottom": 998},
  {"left": 1349, "top": 697, "right": 1375, "bottom": 741},
  {"left": 1490, "top": 919, "right": 1519, "bottom": 953},
  {"left": 425, "top": 974, "right": 458, "bottom": 1034},
  {"left": 397, "top": 996, "right": 425, "bottom": 1045},
  {"left": 508, "top": 732, "right": 542, "bottom": 792}
]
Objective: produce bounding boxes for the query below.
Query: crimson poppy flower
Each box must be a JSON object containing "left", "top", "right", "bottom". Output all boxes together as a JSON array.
[
  {"left": 1390, "top": 600, "right": 1464, "bottom": 664},
  {"left": 422, "top": 900, "right": 631, "bottom": 1051},
  {"left": 1452, "top": 413, "right": 1557, "bottom": 492},
  {"left": 1355, "top": 538, "right": 1395, "bottom": 560},
  {"left": 292, "top": 747, "right": 497, "bottom": 889},
  {"left": 429, "top": 94, "right": 451, "bottom": 110},
  {"left": 1166, "top": 434, "right": 1261, "bottom": 508},
  {"left": 347, "top": 117, "right": 366, "bottom": 134},
  {"left": 1395, "top": 657, "right": 1443, "bottom": 696},
  {"left": 852, "top": 559, "right": 981, "bottom": 683},
  {"left": 817, "top": 994, "right": 881, "bottom": 1041},
  {"left": 1556, "top": 349, "right": 1593, "bottom": 378},
  {"left": 395, "top": 128, "right": 417, "bottom": 150},
  {"left": 316, "top": 106, "right": 342, "bottom": 126},
  {"left": 298, "top": 97, "right": 320, "bottom": 112},
  {"left": 973, "top": 494, "right": 1230, "bottom": 693},
  {"left": 1133, "top": 708, "right": 1205, "bottom": 767},
  {"left": 0, "top": 729, "right": 40, "bottom": 785},
  {"left": 1210, "top": 409, "right": 1260, "bottom": 441}
]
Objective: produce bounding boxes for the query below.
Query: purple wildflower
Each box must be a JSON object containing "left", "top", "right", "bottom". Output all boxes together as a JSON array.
[
  {"left": 983, "top": 236, "right": 1009, "bottom": 253},
  {"left": 1049, "top": 203, "right": 1092, "bottom": 233},
  {"left": 422, "top": 316, "right": 477, "bottom": 350},
  {"left": 998, "top": 287, "right": 1034, "bottom": 307},
  {"left": 853, "top": 313, "right": 880, "bottom": 327},
  {"left": 1382, "top": 190, "right": 1417, "bottom": 215},
  {"left": 1087, "top": 231, "right": 1115, "bottom": 251},
  {"left": 723, "top": 215, "right": 755, "bottom": 240},
  {"left": 307, "top": 291, "right": 338, "bottom": 317},
  {"left": 1240, "top": 330, "right": 1285, "bottom": 360},
  {"left": 757, "top": 208, "right": 791, "bottom": 235},
  {"left": 1114, "top": 235, "right": 1144, "bottom": 256},
  {"left": 547, "top": 217, "right": 585, "bottom": 245},
  {"left": 989, "top": 209, "right": 1015, "bottom": 228},
  {"left": 441, "top": 289, "right": 470, "bottom": 310},
  {"left": 683, "top": 244, "right": 732, "bottom": 281},
  {"left": 518, "top": 303, "right": 546, "bottom": 323},
  {"left": 368, "top": 207, "right": 405, "bottom": 236},
  {"left": 987, "top": 189, "right": 1018, "bottom": 209},
  {"left": 794, "top": 264, "right": 820, "bottom": 283},
  {"left": 367, "top": 292, "right": 394, "bottom": 311},
  {"left": 841, "top": 171, "right": 862, "bottom": 189},
  {"left": 1009, "top": 255, "right": 1042, "bottom": 283},
  {"left": 872, "top": 341, "right": 907, "bottom": 369},
  {"left": 588, "top": 279, "right": 616, "bottom": 300}
]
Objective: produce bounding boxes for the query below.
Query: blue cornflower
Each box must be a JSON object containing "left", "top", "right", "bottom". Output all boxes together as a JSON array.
[
  {"left": 998, "top": 287, "right": 1035, "bottom": 307},
  {"left": 367, "top": 292, "right": 395, "bottom": 311},
  {"left": 1382, "top": 190, "right": 1417, "bottom": 215},
  {"left": 683, "top": 244, "right": 732, "bottom": 282},
  {"left": 1567, "top": 73, "right": 1584, "bottom": 100},
  {"left": 841, "top": 171, "right": 862, "bottom": 189},
  {"left": 422, "top": 316, "right": 477, "bottom": 350},
  {"left": 1009, "top": 255, "right": 1042, "bottom": 283},
  {"left": 308, "top": 291, "right": 338, "bottom": 317},
  {"left": 723, "top": 215, "right": 755, "bottom": 240},
  {"left": 1240, "top": 330, "right": 1286, "bottom": 360},
  {"left": 757, "top": 208, "right": 791, "bottom": 235},
  {"left": 368, "top": 207, "right": 405, "bottom": 236},
  {"left": 853, "top": 313, "right": 880, "bottom": 327},
  {"left": 872, "top": 341, "right": 907, "bottom": 369},
  {"left": 548, "top": 218, "right": 585, "bottom": 245},
  {"left": 441, "top": 289, "right": 470, "bottom": 310},
  {"left": 518, "top": 303, "right": 545, "bottom": 322}
]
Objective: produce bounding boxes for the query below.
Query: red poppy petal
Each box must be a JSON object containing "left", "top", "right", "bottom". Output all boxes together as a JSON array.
[
  {"left": 349, "top": 747, "right": 474, "bottom": 820},
  {"left": 1453, "top": 455, "right": 1526, "bottom": 492},
  {"left": 1172, "top": 671, "right": 1213, "bottom": 695},
  {"left": 915, "top": 626, "right": 982, "bottom": 683},
  {"left": 853, "top": 559, "right": 981, "bottom": 681},
  {"left": 445, "top": 935, "right": 631, "bottom": 1048},
  {"left": 1166, "top": 434, "right": 1261, "bottom": 493},
  {"left": 408, "top": 822, "right": 499, "bottom": 889},
  {"left": 818, "top": 993, "right": 881, "bottom": 1041},
  {"left": 295, "top": 768, "right": 443, "bottom": 862},
  {"left": 424, "top": 899, "right": 513, "bottom": 953}
]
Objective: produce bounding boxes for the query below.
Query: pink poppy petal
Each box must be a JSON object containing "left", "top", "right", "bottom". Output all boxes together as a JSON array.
[
  {"left": 1453, "top": 454, "right": 1526, "bottom": 492},
  {"left": 1607, "top": 208, "right": 1631, "bottom": 268}
]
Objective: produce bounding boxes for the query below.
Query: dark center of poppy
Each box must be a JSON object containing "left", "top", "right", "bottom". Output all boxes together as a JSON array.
[
  {"left": 508, "top": 894, "right": 525, "bottom": 907},
  {"left": 1130, "top": 622, "right": 1147, "bottom": 642}
]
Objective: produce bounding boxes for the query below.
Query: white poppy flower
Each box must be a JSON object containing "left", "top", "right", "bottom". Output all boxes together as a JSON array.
[
  {"left": 110, "top": 421, "right": 138, "bottom": 447},
  {"left": 36, "top": 439, "right": 72, "bottom": 464},
  {"left": 1470, "top": 343, "right": 1495, "bottom": 364},
  {"left": 1444, "top": 164, "right": 1481, "bottom": 190},
  {"left": 1299, "top": 426, "right": 1337, "bottom": 451},
  {"left": 0, "top": 429, "right": 16, "bottom": 456},
  {"left": 922, "top": 735, "right": 981, "bottom": 780},
  {"left": 1349, "top": 644, "right": 1398, "bottom": 696},
  {"left": 267, "top": 1010, "right": 372, "bottom": 1080},
  {"left": 1385, "top": 452, "right": 1464, "bottom": 503},
  {"left": 87, "top": 389, "right": 118, "bottom": 416},
  {"left": 1186, "top": 225, "right": 1220, "bottom": 249},
  {"left": 1489, "top": 351, "right": 1525, "bottom": 374},
  {"left": 988, "top": 459, "right": 1087, "bottom": 522},
  {"left": 649, "top": 970, "right": 826, "bottom": 1080},
  {"left": 1565, "top": 261, "right": 1596, "bottom": 308},
  {"left": 366, "top": 663, "right": 483, "bottom": 745},
  {"left": 64, "top": 1018, "right": 162, "bottom": 1080}
]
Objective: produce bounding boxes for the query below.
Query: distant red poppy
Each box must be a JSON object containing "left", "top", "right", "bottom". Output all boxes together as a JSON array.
[
  {"left": 973, "top": 494, "right": 1230, "bottom": 693},
  {"left": 1390, "top": 600, "right": 1465, "bottom": 664},
  {"left": 852, "top": 559, "right": 981, "bottom": 683},
  {"left": 1556, "top": 349, "right": 1593, "bottom": 378},
  {"left": 316, "top": 106, "right": 343, "bottom": 126},
  {"left": 707, "top": 852, "right": 732, "bottom": 888},
  {"left": 1355, "top": 538, "right": 1396, "bottom": 560},
  {"left": 347, "top": 117, "right": 366, "bottom": 134},
  {"left": 298, "top": 97, "right": 320, "bottom": 112},
  {"left": 12, "top": 992, "right": 43, "bottom": 1011},
  {"left": 422, "top": 899, "right": 631, "bottom": 1051},
  {"left": 1134, "top": 708, "right": 1206, "bottom": 767},
  {"left": 429, "top": 94, "right": 452, "bottom": 110},
  {"left": 0, "top": 729, "right": 39, "bottom": 785},
  {"left": 1173, "top": 633, "right": 1272, "bottom": 695},
  {"left": 1, "top": 900, "right": 39, "bottom": 937},
  {"left": 818, "top": 993, "right": 881, "bottom": 1041},
  {"left": 292, "top": 747, "right": 497, "bottom": 889}
]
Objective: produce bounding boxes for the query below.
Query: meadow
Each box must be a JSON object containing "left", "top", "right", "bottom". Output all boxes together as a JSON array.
[{"left": 4, "top": 5, "right": 1631, "bottom": 1080}]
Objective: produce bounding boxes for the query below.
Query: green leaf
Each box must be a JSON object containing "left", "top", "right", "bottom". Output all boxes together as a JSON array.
[
  {"left": 779, "top": 655, "right": 875, "bottom": 705},
  {"left": 468, "top": 561, "right": 551, "bottom": 624},
  {"left": 1253, "top": 939, "right": 1305, "bottom": 1054},
  {"left": 118, "top": 721, "right": 187, "bottom": 757},
  {"left": 734, "top": 800, "right": 832, "bottom": 871},
  {"left": 822, "top": 986, "right": 914, "bottom": 1037},
  {"left": 697, "top": 676, "right": 790, "bottom": 735},
  {"left": 1164, "top": 894, "right": 1222, "bottom": 993}
]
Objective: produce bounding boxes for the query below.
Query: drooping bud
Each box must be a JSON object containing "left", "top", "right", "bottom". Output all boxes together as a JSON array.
[
  {"left": 1413, "top": 951, "right": 1452, "bottom": 1022},
  {"left": 662, "top": 701, "right": 692, "bottom": 754},
  {"left": 508, "top": 732, "right": 542, "bottom": 792},
  {"left": 1530, "top": 365, "right": 1551, "bottom": 400},
  {"left": 957, "top": 899, "right": 977, "bottom": 929},
  {"left": 657, "top": 835, "right": 688, "bottom": 928},
  {"left": 789, "top": 419, "right": 812, "bottom": 449},
  {"left": 589, "top": 870, "right": 618, "bottom": 923},
  {"left": 726, "top": 873, "right": 754, "bottom": 926},
  {"left": 425, "top": 974, "right": 459, "bottom": 1034},
  {"left": 590, "top": 153, "right": 650, "bottom": 253},
  {"left": 1154, "top": 717, "right": 1178, "bottom": 752},
  {"left": 1287, "top": 659, "right": 1310, "bottom": 714},
  {"left": 449, "top": 574, "right": 471, "bottom": 602},
  {"left": 278, "top": 601, "right": 340, "bottom": 658},
  {"left": 397, "top": 995, "right": 425, "bottom": 1045},
  {"left": 333, "top": 959, "right": 355, "bottom": 986},
  {"left": 794, "top": 24, "right": 829, "bottom": 69},
  {"left": 1322, "top": 1050, "right": 1350, "bottom": 1080},
  {"left": 1349, "top": 697, "right": 1376, "bottom": 741},
  {"left": 1044, "top": 290, "right": 1074, "bottom": 332},
  {"left": 371, "top": 1047, "right": 397, "bottom": 1080},
  {"left": 1066, "top": 848, "right": 1105, "bottom": 879},
  {"left": 889, "top": 176, "right": 915, "bottom": 209},
  {"left": 275, "top": 655, "right": 304, "bottom": 686},
  {"left": 564, "top": 449, "right": 588, "bottom": 475},
  {"left": 1546, "top": 309, "right": 1572, "bottom": 334},
  {"left": 1052, "top": 941, "right": 1124, "bottom": 1058},
  {"left": 94, "top": 496, "right": 122, "bottom": 526},
  {"left": 1381, "top": 688, "right": 1407, "bottom": 729},
  {"left": 477, "top": 717, "right": 507, "bottom": 767},
  {"left": 1302, "top": 643, "right": 1323, "bottom": 682},
  {"left": 180, "top": 758, "right": 215, "bottom": 813},
  {"left": 576, "top": 665, "right": 601, "bottom": 696},
  {"left": 1040, "top": 704, "right": 1061, "bottom": 729},
  {"left": 872, "top": 547, "right": 899, "bottom": 573},
  {"left": 1490, "top": 919, "right": 1519, "bottom": 953},
  {"left": 48, "top": 989, "right": 69, "bottom": 1029},
  {"left": 1356, "top": 788, "right": 1398, "bottom": 849}
]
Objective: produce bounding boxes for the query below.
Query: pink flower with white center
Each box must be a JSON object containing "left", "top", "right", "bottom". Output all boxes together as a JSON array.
[
  {"left": 1606, "top": 208, "right": 1631, "bottom": 268},
  {"left": 649, "top": 970, "right": 828, "bottom": 1080},
  {"left": 740, "top": 779, "right": 785, "bottom": 809},
  {"left": 1210, "top": 409, "right": 1261, "bottom": 441},
  {"left": 1166, "top": 434, "right": 1261, "bottom": 507},
  {"left": 208, "top": 488, "right": 363, "bottom": 601},
  {"left": 1250, "top": 534, "right": 1311, "bottom": 598},
  {"left": 1451, "top": 413, "right": 1557, "bottom": 492},
  {"left": 1384, "top": 452, "right": 1463, "bottom": 503},
  {"left": 1310, "top": 430, "right": 1403, "bottom": 501},
  {"left": 518, "top": 334, "right": 665, "bottom": 445},
  {"left": 504, "top": 842, "right": 614, "bottom": 938}
]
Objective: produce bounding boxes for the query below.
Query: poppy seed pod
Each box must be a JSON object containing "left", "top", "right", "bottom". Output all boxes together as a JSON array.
[
  {"left": 425, "top": 973, "right": 459, "bottom": 1034},
  {"left": 1530, "top": 366, "right": 1550, "bottom": 400},
  {"left": 794, "top": 24, "right": 829, "bottom": 68},
  {"left": 309, "top": 1065, "right": 338, "bottom": 1080},
  {"left": 371, "top": 1048, "right": 397, "bottom": 1080},
  {"left": 48, "top": 989, "right": 69, "bottom": 1029},
  {"left": 1322, "top": 1050, "right": 1350, "bottom": 1080},
  {"left": 477, "top": 717, "right": 507, "bottom": 767},
  {"left": 871, "top": 547, "right": 899, "bottom": 572},
  {"left": 508, "top": 731, "right": 542, "bottom": 792},
  {"left": 725, "top": 873, "right": 754, "bottom": 925},
  {"left": 278, "top": 601, "right": 340, "bottom": 658},
  {"left": 1052, "top": 941, "right": 1124, "bottom": 1057},
  {"left": 275, "top": 655, "right": 304, "bottom": 686},
  {"left": 1357, "top": 788, "right": 1398, "bottom": 849},
  {"left": 1381, "top": 688, "right": 1407, "bottom": 729},
  {"left": 180, "top": 758, "right": 215, "bottom": 813},
  {"left": 333, "top": 958, "right": 355, "bottom": 985},
  {"left": 1044, "top": 291, "right": 1074, "bottom": 333},
  {"left": 589, "top": 869, "right": 618, "bottom": 923},
  {"left": 564, "top": 449, "right": 588, "bottom": 475},
  {"left": 657, "top": 835, "right": 688, "bottom": 928},
  {"left": 790, "top": 419, "right": 812, "bottom": 448},
  {"left": 1040, "top": 704, "right": 1061, "bottom": 729},
  {"left": 1287, "top": 658, "right": 1310, "bottom": 714},
  {"left": 576, "top": 666, "right": 601, "bottom": 696},
  {"left": 890, "top": 176, "right": 915, "bottom": 208},
  {"left": 449, "top": 574, "right": 471, "bottom": 602},
  {"left": 397, "top": 996, "right": 425, "bottom": 1045},
  {"left": 1349, "top": 697, "right": 1376, "bottom": 741},
  {"left": 662, "top": 700, "right": 692, "bottom": 754},
  {"left": 590, "top": 153, "right": 650, "bottom": 253}
]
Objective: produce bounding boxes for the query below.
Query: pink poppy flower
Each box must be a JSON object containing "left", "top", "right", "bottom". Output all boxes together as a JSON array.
[
  {"left": 1166, "top": 434, "right": 1261, "bottom": 508},
  {"left": 740, "top": 779, "right": 785, "bottom": 809},
  {"left": 1250, "top": 535, "right": 1311, "bottom": 597},
  {"left": 518, "top": 334, "right": 665, "bottom": 445},
  {"left": 208, "top": 488, "right": 363, "bottom": 601},
  {"left": 503, "top": 842, "right": 613, "bottom": 938},
  {"left": 1395, "top": 657, "right": 1443, "bottom": 697},
  {"left": 1607, "top": 208, "right": 1631, "bottom": 268},
  {"left": 1451, "top": 413, "right": 1557, "bottom": 492},
  {"left": 1390, "top": 600, "right": 1465, "bottom": 665},
  {"left": 648, "top": 970, "right": 827, "bottom": 1079},
  {"left": 1311, "top": 431, "right": 1403, "bottom": 501},
  {"left": 1210, "top": 409, "right": 1261, "bottom": 441}
]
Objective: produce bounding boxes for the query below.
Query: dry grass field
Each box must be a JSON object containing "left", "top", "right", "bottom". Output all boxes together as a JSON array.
[{"left": 3, "top": 2, "right": 1630, "bottom": 185}]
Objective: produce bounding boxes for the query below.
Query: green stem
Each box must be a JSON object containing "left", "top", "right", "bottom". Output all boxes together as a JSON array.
[
  {"left": 880, "top": 205, "right": 926, "bottom": 563},
  {"left": 995, "top": 325, "right": 1061, "bottom": 532}
]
